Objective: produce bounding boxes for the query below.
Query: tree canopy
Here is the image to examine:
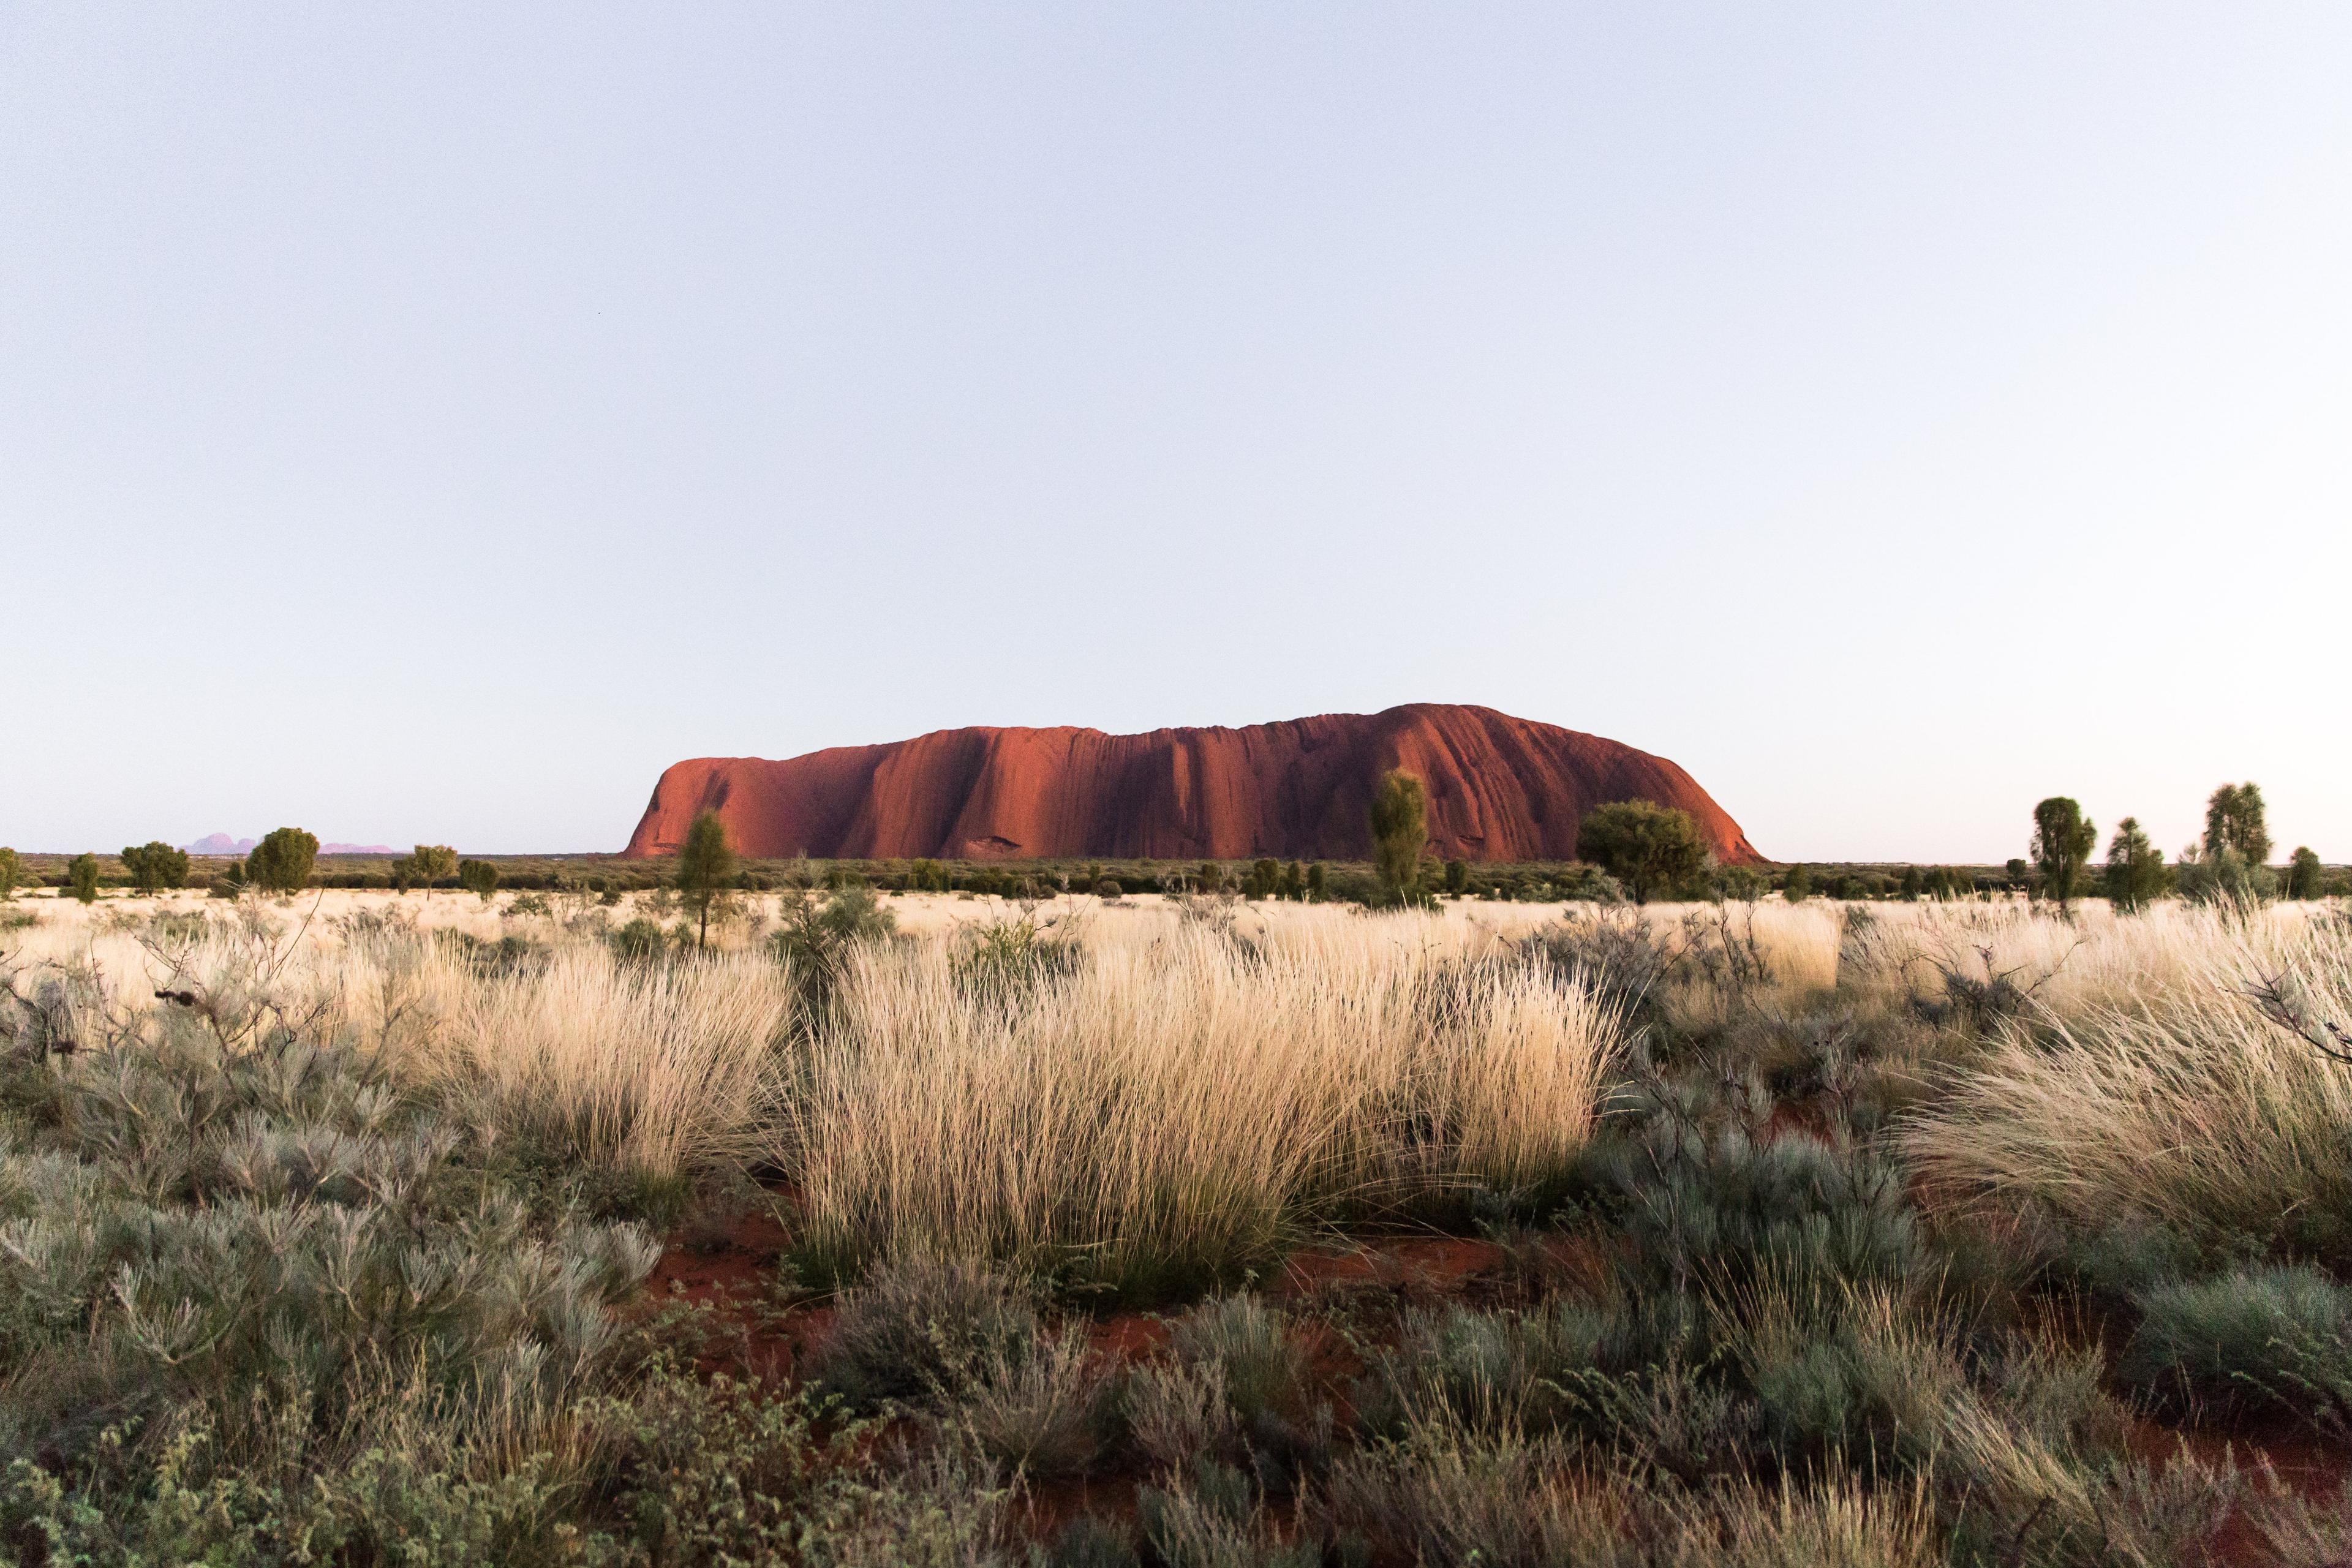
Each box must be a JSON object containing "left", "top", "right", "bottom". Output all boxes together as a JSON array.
[
  {"left": 247, "top": 828, "right": 320, "bottom": 894},
  {"left": 121, "top": 842, "right": 190, "bottom": 894},
  {"left": 2203, "top": 783, "right": 2271, "bottom": 866},
  {"left": 677, "top": 810, "right": 738, "bottom": 946},
  {"left": 1577, "top": 799, "right": 1708, "bottom": 903},
  {"left": 2101, "top": 816, "right": 2167, "bottom": 913},
  {"left": 2030, "top": 797, "right": 2097, "bottom": 911}
]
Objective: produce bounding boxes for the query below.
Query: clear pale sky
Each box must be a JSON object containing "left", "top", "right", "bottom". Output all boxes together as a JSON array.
[{"left": 6, "top": 7, "right": 2347, "bottom": 861}]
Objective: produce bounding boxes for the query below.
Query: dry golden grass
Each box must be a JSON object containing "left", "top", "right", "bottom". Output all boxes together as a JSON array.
[
  {"left": 13, "top": 884, "right": 2342, "bottom": 1268},
  {"left": 1900, "top": 908, "right": 2352, "bottom": 1245},
  {"left": 437, "top": 947, "right": 796, "bottom": 1176},
  {"left": 785, "top": 914, "right": 1626, "bottom": 1290},
  {"left": 2, "top": 890, "right": 796, "bottom": 1180}
]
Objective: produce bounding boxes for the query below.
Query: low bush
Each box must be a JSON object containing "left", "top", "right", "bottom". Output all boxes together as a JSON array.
[
  {"left": 2122, "top": 1265, "right": 2352, "bottom": 1430},
  {"left": 769, "top": 884, "right": 898, "bottom": 1014},
  {"left": 1328, "top": 1424, "right": 1602, "bottom": 1568},
  {"left": 810, "top": 1254, "right": 1045, "bottom": 1410},
  {"left": 1141, "top": 1296, "right": 1329, "bottom": 1489},
  {"left": 1138, "top": 1457, "right": 1318, "bottom": 1568},
  {"left": 1354, "top": 1297, "right": 1629, "bottom": 1438}
]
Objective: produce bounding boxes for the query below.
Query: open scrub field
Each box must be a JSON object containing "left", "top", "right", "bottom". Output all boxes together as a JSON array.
[{"left": 4, "top": 888, "right": 2352, "bottom": 1566}]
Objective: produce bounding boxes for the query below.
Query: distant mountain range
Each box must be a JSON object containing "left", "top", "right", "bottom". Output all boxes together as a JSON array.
[
  {"left": 181, "top": 834, "right": 396, "bottom": 856},
  {"left": 182, "top": 834, "right": 256, "bottom": 855}
]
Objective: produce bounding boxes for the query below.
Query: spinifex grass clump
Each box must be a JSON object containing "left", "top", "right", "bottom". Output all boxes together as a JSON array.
[
  {"left": 1902, "top": 912, "right": 2352, "bottom": 1259},
  {"left": 783, "top": 923, "right": 1626, "bottom": 1298}
]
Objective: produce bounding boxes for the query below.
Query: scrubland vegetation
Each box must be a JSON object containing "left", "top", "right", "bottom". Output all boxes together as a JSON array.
[{"left": 2, "top": 873, "right": 2350, "bottom": 1565}]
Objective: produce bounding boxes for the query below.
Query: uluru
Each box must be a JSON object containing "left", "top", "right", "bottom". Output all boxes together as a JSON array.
[{"left": 623, "top": 704, "right": 1761, "bottom": 866}]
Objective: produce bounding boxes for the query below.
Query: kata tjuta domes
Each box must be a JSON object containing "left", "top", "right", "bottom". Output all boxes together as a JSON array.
[{"left": 624, "top": 703, "right": 1761, "bottom": 865}]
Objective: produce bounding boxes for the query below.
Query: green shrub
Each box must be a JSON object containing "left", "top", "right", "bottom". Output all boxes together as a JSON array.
[
  {"left": 2102, "top": 816, "right": 2169, "bottom": 912},
  {"left": 67, "top": 853, "right": 99, "bottom": 904},
  {"left": 120, "top": 842, "right": 190, "bottom": 893},
  {"left": 771, "top": 885, "right": 899, "bottom": 1013},
  {"left": 2290, "top": 846, "right": 2326, "bottom": 900},
  {"left": 2176, "top": 845, "right": 2278, "bottom": 906},
  {"left": 0, "top": 848, "right": 22, "bottom": 901},
  {"left": 609, "top": 916, "right": 670, "bottom": 962},
  {"left": 1585, "top": 1113, "right": 1926, "bottom": 1305},
  {"left": 458, "top": 858, "right": 501, "bottom": 902},
  {"left": 1577, "top": 801, "right": 1707, "bottom": 903},
  {"left": 246, "top": 828, "right": 318, "bottom": 894},
  {"left": 952, "top": 912, "right": 1080, "bottom": 1006},
  {"left": 0, "top": 1018, "right": 658, "bottom": 1499},
  {"left": 1354, "top": 1297, "right": 1630, "bottom": 1438},
  {"left": 410, "top": 843, "right": 458, "bottom": 891},
  {"left": 2122, "top": 1265, "right": 2352, "bottom": 1430},
  {"left": 592, "top": 1365, "right": 1017, "bottom": 1566},
  {"left": 1370, "top": 770, "right": 1430, "bottom": 908},
  {"left": 809, "top": 1254, "right": 1044, "bottom": 1411},
  {"left": 2057, "top": 1217, "right": 2205, "bottom": 1301}
]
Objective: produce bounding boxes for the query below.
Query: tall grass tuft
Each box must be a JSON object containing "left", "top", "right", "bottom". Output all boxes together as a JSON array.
[
  {"left": 439, "top": 946, "right": 796, "bottom": 1178},
  {"left": 1901, "top": 913, "right": 2352, "bottom": 1254},
  {"left": 782, "top": 924, "right": 1625, "bottom": 1295}
]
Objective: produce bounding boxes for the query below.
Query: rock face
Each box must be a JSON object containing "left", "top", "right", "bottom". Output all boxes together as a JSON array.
[{"left": 623, "top": 704, "right": 1762, "bottom": 865}]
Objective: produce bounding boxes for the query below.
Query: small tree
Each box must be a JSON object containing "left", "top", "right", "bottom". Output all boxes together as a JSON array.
[
  {"left": 677, "top": 809, "right": 737, "bottom": 948},
  {"left": 1782, "top": 865, "right": 1811, "bottom": 903},
  {"left": 390, "top": 854, "right": 418, "bottom": 893},
  {"left": 1443, "top": 858, "right": 1469, "bottom": 897},
  {"left": 1306, "top": 862, "right": 1326, "bottom": 902},
  {"left": 1247, "top": 857, "right": 1281, "bottom": 900},
  {"left": 1196, "top": 862, "right": 1225, "bottom": 894},
  {"left": 0, "top": 848, "right": 26, "bottom": 902},
  {"left": 2102, "top": 816, "right": 2168, "bottom": 913},
  {"left": 121, "top": 841, "right": 190, "bottom": 894},
  {"left": 1281, "top": 861, "right": 1304, "bottom": 900},
  {"left": 247, "top": 828, "right": 319, "bottom": 894},
  {"left": 1368, "top": 769, "right": 1429, "bottom": 907},
  {"left": 458, "top": 858, "right": 502, "bottom": 903},
  {"left": 2204, "top": 783, "right": 2272, "bottom": 867},
  {"left": 2289, "top": 846, "right": 2324, "bottom": 900},
  {"left": 410, "top": 844, "right": 458, "bottom": 896},
  {"left": 1576, "top": 799, "right": 1708, "bottom": 905},
  {"left": 69, "top": 853, "right": 100, "bottom": 904},
  {"left": 2029, "top": 798, "right": 2097, "bottom": 913}
]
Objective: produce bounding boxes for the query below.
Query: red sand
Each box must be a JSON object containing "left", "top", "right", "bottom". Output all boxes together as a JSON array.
[{"left": 622, "top": 703, "right": 1763, "bottom": 865}]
